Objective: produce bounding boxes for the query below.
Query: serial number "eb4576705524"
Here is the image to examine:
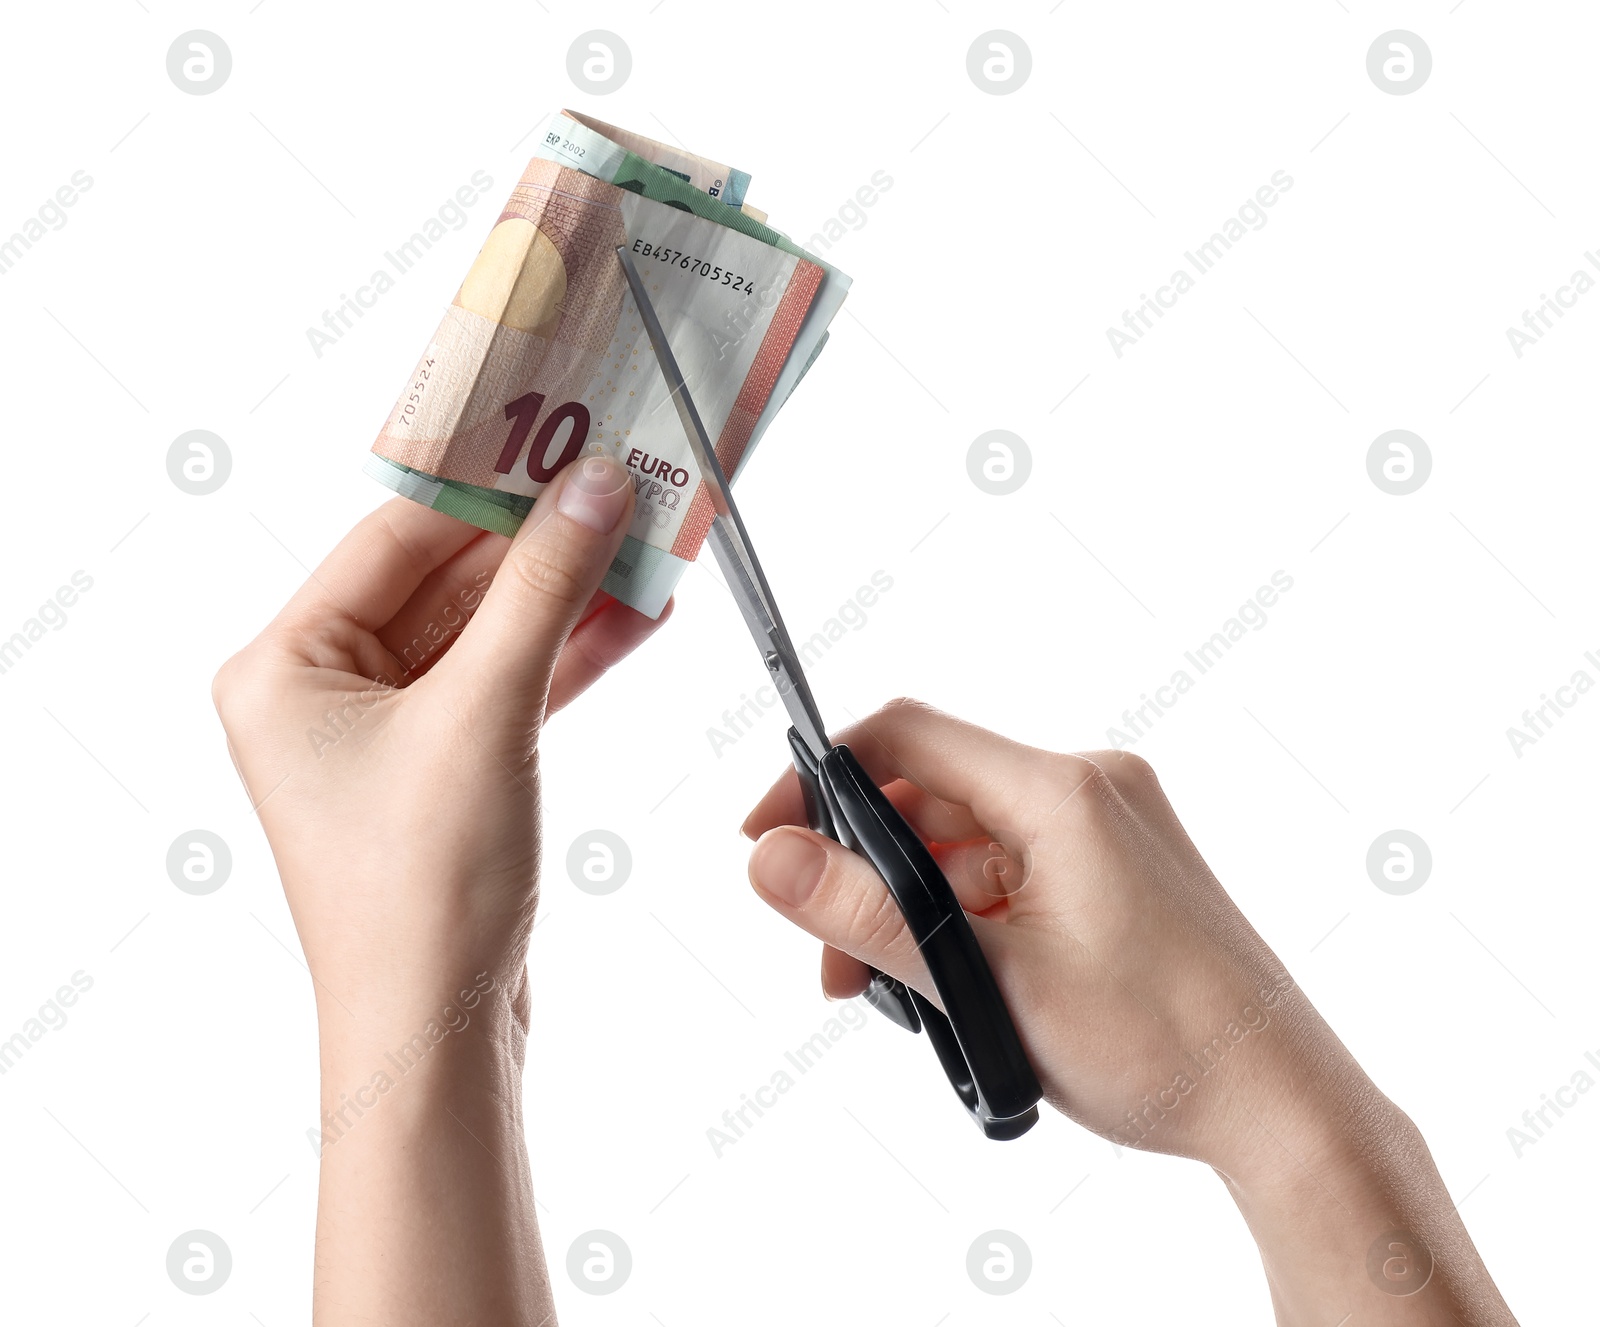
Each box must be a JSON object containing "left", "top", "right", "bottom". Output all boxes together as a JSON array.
[{"left": 628, "top": 238, "right": 759, "bottom": 294}]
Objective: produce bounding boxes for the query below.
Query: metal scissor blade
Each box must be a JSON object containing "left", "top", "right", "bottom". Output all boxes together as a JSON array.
[{"left": 615, "top": 245, "right": 830, "bottom": 759}]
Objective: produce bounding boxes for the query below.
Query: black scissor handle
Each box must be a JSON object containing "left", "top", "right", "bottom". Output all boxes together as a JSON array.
[{"left": 786, "top": 729, "right": 1042, "bottom": 1139}]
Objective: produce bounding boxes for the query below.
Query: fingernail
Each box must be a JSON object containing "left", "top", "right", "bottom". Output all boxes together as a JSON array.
[
  {"left": 556, "top": 455, "right": 631, "bottom": 533},
  {"left": 749, "top": 831, "right": 827, "bottom": 907}
]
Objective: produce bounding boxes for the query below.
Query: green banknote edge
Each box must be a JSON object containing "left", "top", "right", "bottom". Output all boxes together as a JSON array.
[{"left": 363, "top": 456, "right": 671, "bottom": 615}]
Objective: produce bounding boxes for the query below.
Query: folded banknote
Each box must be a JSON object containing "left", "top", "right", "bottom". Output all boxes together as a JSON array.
[{"left": 367, "top": 112, "right": 849, "bottom": 617}]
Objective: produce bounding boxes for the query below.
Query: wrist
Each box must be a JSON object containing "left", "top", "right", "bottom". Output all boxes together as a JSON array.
[
  {"left": 1218, "top": 1092, "right": 1513, "bottom": 1324},
  {"left": 1218, "top": 1052, "right": 1411, "bottom": 1195},
  {"left": 314, "top": 967, "right": 526, "bottom": 1132},
  {"left": 307, "top": 964, "right": 546, "bottom": 1324}
]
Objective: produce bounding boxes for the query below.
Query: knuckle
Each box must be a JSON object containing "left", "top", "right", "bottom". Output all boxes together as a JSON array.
[
  {"left": 505, "top": 545, "right": 588, "bottom": 611},
  {"left": 878, "top": 695, "right": 929, "bottom": 721},
  {"left": 1047, "top": 750, "right": 1105, "bottom": 794},
  {"left": 210, "top": 651, "right": 254, "bottom": 727},
  {"left": 1097, "top": 749, "right": 1158, "bottom": 783},
  {"left": 1040, "top": 753, "right": 1113, "bottom": 819},
  {"left": 210, "top": 655, "right": 237, "bottom": 711},
  {"left": 371, "top": 504, "right": 440, "bottom": 584},
  {"left": 1078, "top": 747, "right": 1163, "bottom": 799},
  {"left": 843, "top": 878, "right": 912, "bottom": 962},
  {"left": 274, "top": 613, "right": 377, "bottom": 679},
  {"left": 875, "top": 695, "right": 944, "bottom": 737},
  {"left": 1118, "top": 750, "right": 1157, "bottom": 782}
]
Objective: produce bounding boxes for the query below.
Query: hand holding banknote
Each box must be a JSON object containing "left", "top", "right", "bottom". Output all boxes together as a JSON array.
[
  {"left": 212, "top": 456, "right": 658, "bottom": 1323},
  {"left": 217, "top": 112, "right": 847, "bottom": 1322}
]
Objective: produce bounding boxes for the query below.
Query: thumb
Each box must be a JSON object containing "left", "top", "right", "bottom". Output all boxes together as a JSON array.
[
  {"left": 748, "top": 826, "right": 937, "bottom": 999},
  {"left": 436, "top": 453, "right": 634, "bottom": 721}
]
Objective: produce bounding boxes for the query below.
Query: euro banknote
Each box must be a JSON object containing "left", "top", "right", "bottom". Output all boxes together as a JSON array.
[
  {"left": 553, "top": 110, "right": 752, "bottom": 211},
  {"left": 370, "top": 108, "right": 847, "bottom": 551},
  {"left": 367, "top": 155, "right": 840, "bottom": 616},
  {"left": 532, "top": 110, "right": 850, "bottom": 434},
  {"left": 368, "top": 116, "right": 848, "bottom": 617}
]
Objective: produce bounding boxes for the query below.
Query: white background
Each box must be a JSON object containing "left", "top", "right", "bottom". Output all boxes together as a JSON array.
[{"left": 0, "top": 2, "right": 1594, "bottom": 1322}]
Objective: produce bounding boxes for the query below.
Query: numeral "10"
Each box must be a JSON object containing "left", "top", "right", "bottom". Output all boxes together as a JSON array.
[{"left": 492, "top": 391, "right": 593, "bottom": 481}]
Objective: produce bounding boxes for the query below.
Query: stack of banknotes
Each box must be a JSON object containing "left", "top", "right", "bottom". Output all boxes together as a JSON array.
[{"left": 365, "top": 110, "right": 851, "bottom": 618}]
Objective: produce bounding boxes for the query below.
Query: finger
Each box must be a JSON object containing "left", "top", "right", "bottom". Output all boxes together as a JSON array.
[
  {"left": 547, "top": 595, "right": 674, "bottom": 715},
  {"left": 742, "top": 768, "right": 985, "bottom": 846},
  {"left": 932, "top": 838, "right": 1028, "bottom": 913},
  {"left": 750, "top": 786, "right": 1011, "bottom": 919},
  {"left": 378, "top": 530, "right": 509, "bottom": 681},
  {"left": 750, "top": 827, "right": 1019, "bottom": 1013},
  {"left": 279, "top": 500, "right": 484, "bottom": 632},
  {"left": 743, "top": 698, "right": 1058, "bottom": 838},
  {"left": 741, "top": 769, "right": 1008, "bottom": 915},
  {"left": 883, "top": 781, "right": 988, "bottom": 844},
  {"left": 749, "top": 826, "right": 932, "bottom": 996},
  {"left": 432, "top": 455, "right": 635, "bottom": 724},
  {"left": 740, "top": 766, "right": 806, "bottom": 837},
  {"left": 821, "top": 944, "right": 871, "bottom": 999}
]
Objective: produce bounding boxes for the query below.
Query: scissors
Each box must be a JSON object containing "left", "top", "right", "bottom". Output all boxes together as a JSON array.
[{"left": 616, "top": 247, "right": 1042, "bottom": 1139}]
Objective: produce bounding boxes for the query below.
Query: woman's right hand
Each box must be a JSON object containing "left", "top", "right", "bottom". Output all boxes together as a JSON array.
[
  {"left": 742, "top": 697, "right": 1368, "bottom": 1171},
  {"left": 743, "top": 699, "right": 1516, "bottom": 1325}
]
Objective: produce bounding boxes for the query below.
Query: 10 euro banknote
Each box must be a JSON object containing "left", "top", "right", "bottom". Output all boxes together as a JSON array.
[{"left": 367, "top": 113, "right": 849, "bottom": 617}]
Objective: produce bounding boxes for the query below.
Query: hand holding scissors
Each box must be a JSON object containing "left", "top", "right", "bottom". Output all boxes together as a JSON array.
[{"left": 618, "top": 245, "right": 1044, "bottom": 1138}]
